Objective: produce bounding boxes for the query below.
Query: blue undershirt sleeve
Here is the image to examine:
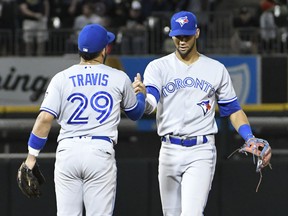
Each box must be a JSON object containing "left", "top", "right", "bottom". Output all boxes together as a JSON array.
[
  {"left": 124, "top": 93, "right": 145, "bottom": 121},
  {"left": 218, "top": 99, "right": 241, "bottom": 117},
  {"left": 146, "top": 86, "right": 160, "bottom": 103}
]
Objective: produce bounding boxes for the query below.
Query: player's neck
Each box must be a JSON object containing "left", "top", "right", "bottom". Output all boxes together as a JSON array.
[
  {"left": 79, "top": 58, "right": 103, "bottom": 65},
  {"left": 176, "top": 50, "right": 200, "bottom": 65}
]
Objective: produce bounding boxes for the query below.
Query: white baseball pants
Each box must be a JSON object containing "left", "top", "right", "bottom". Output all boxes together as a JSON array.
[
  {"left": 54, "top": 137, "right": 116, "bottom": 216},
  {"left": 159, "top": 135, "right": 216, "bottom": 216}
]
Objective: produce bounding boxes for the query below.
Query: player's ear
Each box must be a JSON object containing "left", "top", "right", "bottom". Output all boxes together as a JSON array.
[
  {"left": 101, "top": 47, "right": 108, "bottom": 64},
  {"left": 100, "top": 47, "right": 106, "bottom": 57},
  {"left": 101, "top": 47, "right": 106, "bottom": 55},
  {"left": 195, "top": 28, "right": 200, "bottom": 39}
]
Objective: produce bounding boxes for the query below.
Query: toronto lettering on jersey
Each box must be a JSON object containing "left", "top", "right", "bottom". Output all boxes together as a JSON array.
[
  {"left": 162, "top": 77, "right": 215, "bottom": 97},
  {"left": 0, "top": 66, "right": 50, "bottom": 102},
  {"left": 69, "top": 73, "right": 109, "bottom": 87}
]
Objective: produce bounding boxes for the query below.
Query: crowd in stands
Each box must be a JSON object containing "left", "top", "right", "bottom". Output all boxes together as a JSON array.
[
  {"left": 231, "top": 0, "right": 288, "bottom": 54},
  {"left": 0, "top": 0, "right": 287, "bottom": 56}
]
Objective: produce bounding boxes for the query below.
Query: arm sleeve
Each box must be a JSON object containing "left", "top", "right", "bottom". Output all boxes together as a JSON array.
[
  {"left": 143, "top": 61, "right": 162, "bottom": 96},
  {"left": 216, "top": 66, "right": 240, "bottom": 117},
  {"left": 218, "top": 98, "right": 241, "bottom": 117},
  {"left": 40, "top": 74, "right": 62, "bottom": 118},
  {"left": 216, "top": 67, "right": 237, "bottom": 102},
  {"left": 124, "top": 93, "right": 145, "bottom": 121},
  {"left": 145, "top": 86, "right": 159, "bottom": 114},
  {"left": 143, "top": 61, "right": 162, "bottom": 114},
  {"left": 120, "top": 74, "right": 139, "bottom": 111}
]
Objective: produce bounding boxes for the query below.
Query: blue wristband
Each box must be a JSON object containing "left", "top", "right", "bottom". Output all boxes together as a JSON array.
[
  {"left": 28, "top": 132, "right": 47, "bottom": 150},
  {"left": 238, "top": 124, "right": 254, "bottom": 141}
]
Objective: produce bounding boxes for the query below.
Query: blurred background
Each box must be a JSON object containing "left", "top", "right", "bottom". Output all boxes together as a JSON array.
[{"left": 0, "top": 0, "right": 288, "bottom": 215}]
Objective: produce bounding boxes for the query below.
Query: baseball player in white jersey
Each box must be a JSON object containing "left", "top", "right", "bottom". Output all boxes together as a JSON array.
[
  {"left": 133, "top": 11, "right": 272, "bottom": 216},
  {"left": 21, "top": 24, "right": 146, "bottom": 216}
]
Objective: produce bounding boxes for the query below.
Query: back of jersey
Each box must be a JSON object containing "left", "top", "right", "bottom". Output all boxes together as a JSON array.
[{"left": 40, "top": 64, "right": 137, "bottom": 143}]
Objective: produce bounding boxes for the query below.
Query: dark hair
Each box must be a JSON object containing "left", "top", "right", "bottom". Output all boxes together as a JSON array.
[{"left": 78, "top": 50, "right": 102, "bottom": 60}]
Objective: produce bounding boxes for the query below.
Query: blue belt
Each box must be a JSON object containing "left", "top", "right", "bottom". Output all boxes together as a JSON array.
[
  {"left": 91, "top": 136, "right": 111, "bottom": 142},
  {"left": 161, "top": 135, "right": 208, "bottom": 147}
]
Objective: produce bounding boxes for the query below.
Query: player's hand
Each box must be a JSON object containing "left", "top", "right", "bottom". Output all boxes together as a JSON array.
[{"left": 133, "top": 73, "right": 146, "bottom": 97}]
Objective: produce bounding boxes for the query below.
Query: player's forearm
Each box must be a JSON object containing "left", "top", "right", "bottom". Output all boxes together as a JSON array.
[
  {"left": 28, "top": 111, "right": 54, "bottom": 157},
  {"left": 229, "top": 109, "right": 250, "bottom": 130},
  {"left": 32, "top": 111, "right": 54, "bottom": 137}
]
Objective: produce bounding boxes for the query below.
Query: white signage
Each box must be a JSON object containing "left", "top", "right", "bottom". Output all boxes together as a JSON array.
[{"left": 0, "top": 56, "right": 78, "bottom": 105}]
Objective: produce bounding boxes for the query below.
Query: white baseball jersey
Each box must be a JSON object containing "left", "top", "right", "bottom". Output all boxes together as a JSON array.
[
  {"left": 143, "top": 53, "right": 237, "bottom": 137},
  {"left": 40, "top": 64, "right": 137, "bottom": 143}
]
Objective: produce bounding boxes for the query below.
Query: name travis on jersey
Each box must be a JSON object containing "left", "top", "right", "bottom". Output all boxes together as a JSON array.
[
  {"left": 162, "top": 77, "right": 215, "bottom": 97},
  {"left": 69, "top": 73, "right": 109, "bottom": 87}
]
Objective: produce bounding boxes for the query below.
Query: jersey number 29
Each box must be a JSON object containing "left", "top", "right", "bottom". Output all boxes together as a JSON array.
[{"left": 67, "top": 91, "right": 113, "bottom": 124}]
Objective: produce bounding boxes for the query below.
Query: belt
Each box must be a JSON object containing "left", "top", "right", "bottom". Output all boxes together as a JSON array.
[
  {"left": 161, "top": 135, "right": 208, "bottom": 147},
  {"left": 68, "top": 136, "right": 112, "bottom": 143},
  {"left": 91, "top": 136, "right": 111, "bottom": 142}
]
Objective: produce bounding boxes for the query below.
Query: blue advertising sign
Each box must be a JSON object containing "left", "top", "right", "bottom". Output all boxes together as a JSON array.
[
  {"left": 209, "top": 55, "right": 260, "bottom": 104},
  {"left": 118, "top": 56, "right": 157, "bottom": 80}
]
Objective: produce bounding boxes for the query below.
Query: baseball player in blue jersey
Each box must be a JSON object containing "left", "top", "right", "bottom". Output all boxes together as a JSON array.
[
  {"left": 134, "top": 11, "right": 272, "bottom": 216},
  {"left": 20, "top": 24, "right": 146, "bottom": 216}
]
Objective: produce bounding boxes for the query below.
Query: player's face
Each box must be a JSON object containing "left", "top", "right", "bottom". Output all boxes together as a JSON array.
[
  {"left": 173, "top": 35, "right": 195, "bottom": 57},
  {"left": 172, "top": 29, "right": 200, "bottom": 58}
]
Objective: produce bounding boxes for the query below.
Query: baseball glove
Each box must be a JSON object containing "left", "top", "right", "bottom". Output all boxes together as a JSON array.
[
  {"left": 228, "top": 137, "right": 272, "bottom": 192},
  {"left": 17, "top": 162, "right": 46, "bottom": 198}
]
